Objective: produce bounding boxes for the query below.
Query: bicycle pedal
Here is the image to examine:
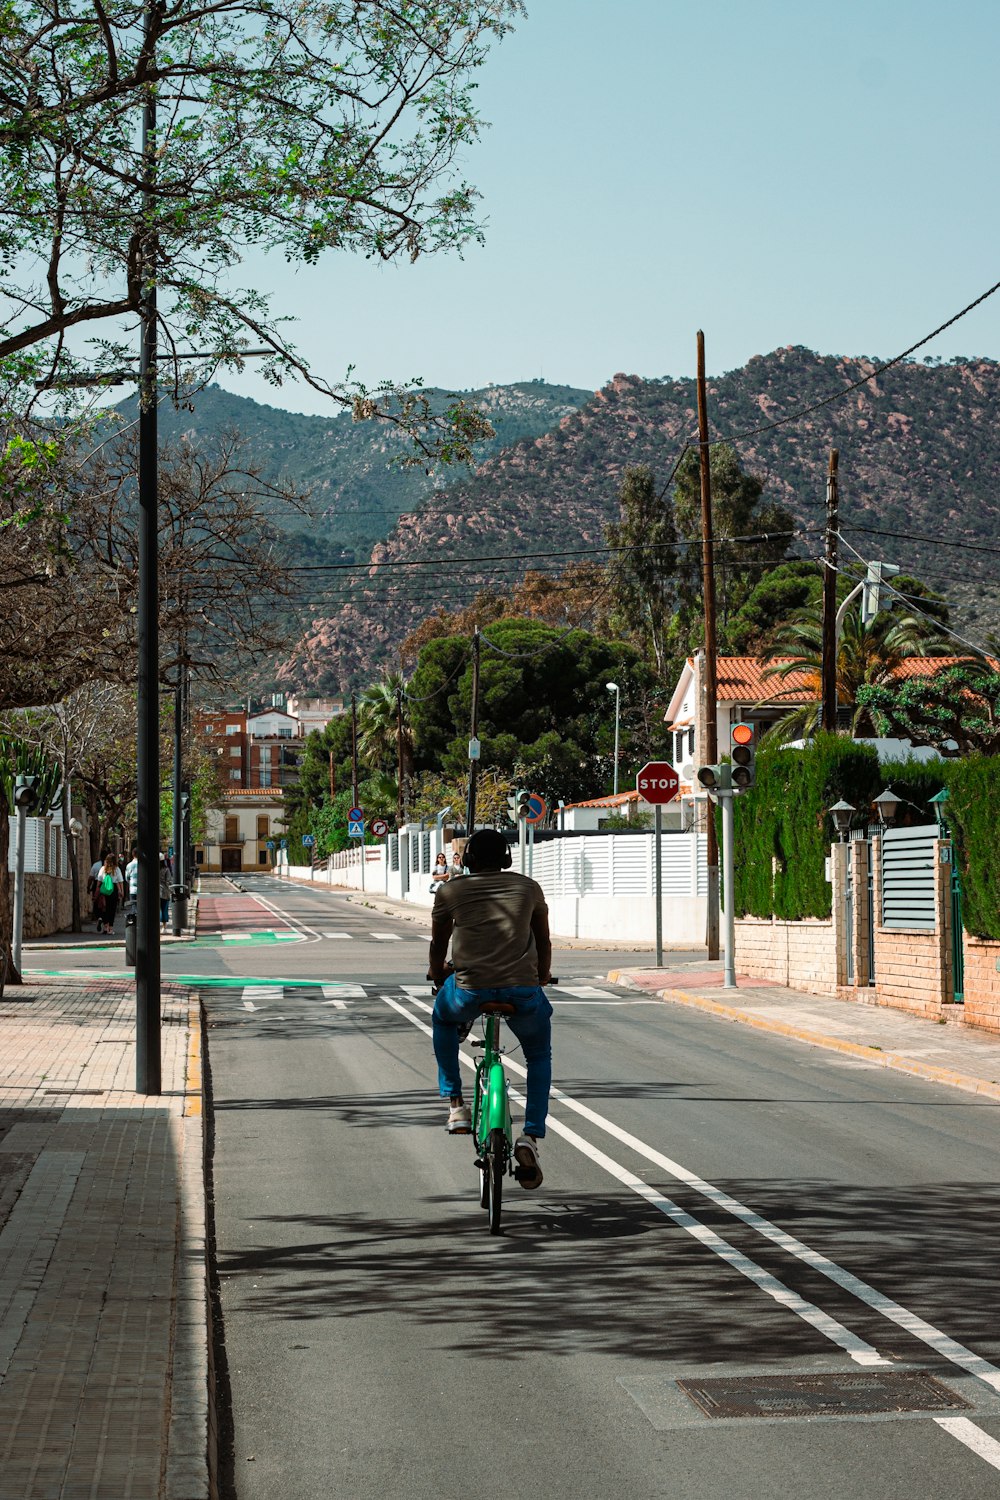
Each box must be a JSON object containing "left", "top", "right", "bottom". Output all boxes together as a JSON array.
[{"left": 470, "top": 1039, "right": 485, "bottom": 1049}]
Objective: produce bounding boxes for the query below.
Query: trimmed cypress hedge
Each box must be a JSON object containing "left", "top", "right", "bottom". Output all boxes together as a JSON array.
[
  {"left": 944, "top": 756, "right": 1000, "bottom": 940},
  {"left": 726, "top": 736, "right": 1000, "bottom": 937},
  {"left": 731, "top": 735, "right": 882, "bottom": 920}
]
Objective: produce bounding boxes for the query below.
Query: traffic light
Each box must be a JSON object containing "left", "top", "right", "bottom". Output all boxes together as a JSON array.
[
  {"left": 13, "top": 774, "right": 37, "bottom": 810},
  {"left": 516, "top": 788, "right": 532, "bottom": 820},
  {"left": 696, "top": 763, "right": 731, "bottom": 794},
  {"left": 730, "top": 722, "right": 755, "bottom": 790}
]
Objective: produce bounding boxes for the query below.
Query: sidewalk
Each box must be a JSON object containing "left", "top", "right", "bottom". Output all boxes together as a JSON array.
[
  {"left": 25, "top": 895, "right": 200, "bottom": 952},
  {"left": 0, "top": 975, "right": 210, "bottom": 1500},
  {"left": 608, "top": 958, "right": 1000, "bottom": 1102}
]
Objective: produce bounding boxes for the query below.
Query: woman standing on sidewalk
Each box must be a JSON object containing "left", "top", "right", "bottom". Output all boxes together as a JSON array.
[
  {"left": 96, "top": 855, "right": 123, "bottom": 936},
  {"left": 158, "top": 853, "right": 172, "bottom": 933}
]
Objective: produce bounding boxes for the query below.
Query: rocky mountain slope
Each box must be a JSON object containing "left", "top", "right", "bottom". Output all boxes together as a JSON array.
[
  {"left": 129, "top": 379, "right": 592, "bottom": 562},
  {"left": 281, "top": 347, "right": 1000, "bottom": 693}
]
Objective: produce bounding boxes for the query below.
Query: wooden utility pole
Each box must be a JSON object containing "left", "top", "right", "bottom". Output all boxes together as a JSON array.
[
  {"left": 821, "top": 449, "right": 840, "bottom": 734},
  {"left": 328, "top": 748, "right": 335, "bottom": 802},
  {"left": 466, "top": 627, "right": 481, "bottom": 835},
  {"left": 696, "top": 330, "right": 720, "bottom": 961},
  {"left": 396, "top": 686, "right": 405, "bottom": 829}
]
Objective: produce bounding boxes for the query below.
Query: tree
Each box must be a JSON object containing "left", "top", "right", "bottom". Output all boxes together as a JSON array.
[
  {"left": 357, "top": 673, "right": 414, "bottom": 823},
  {"left": 761, "top": 599, "right": 951, "bottom": 743},
  {"left": 0, "top": 0, "right": 520, "bottom": 460},
  {"left": 408, "top": 618, "right": 660, "bottom": 805},
  {"left": 857, "top": 664, "right": 1000, "bottom": 757},
  {"left": 671, "top": 443, "right": 794, "bottom": 644},
  {"left": 605, "top": 464, "right": 677, "bottom": 679},
  {"left": 725, "top": 560, "right": 822, "bottom": 654}
]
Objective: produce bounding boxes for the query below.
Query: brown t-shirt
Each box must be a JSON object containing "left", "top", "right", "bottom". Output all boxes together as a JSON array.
[{"left": 434, "top": 870, "right": 547, "bottom": 990}]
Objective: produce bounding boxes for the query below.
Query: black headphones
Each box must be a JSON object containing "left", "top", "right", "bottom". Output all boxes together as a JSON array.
[{"left": 462, "top": 830, "right": 513, "bottom": 872}]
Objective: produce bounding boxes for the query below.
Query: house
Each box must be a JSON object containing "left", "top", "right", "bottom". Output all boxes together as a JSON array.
[
  {"left": 665, "top": 652, "right": 982, "bottom": 769},
  {"left": 247, "top": 708, "right": 302, "bottom": 789},
  {"left": 559, "top": 788, "right": 688, "bottom": 832},
  {"left": 284, "top": 694, "right": 348, "bottom": 734},
  {"left": 196, "top": 788, "right": 285, "bottom": 874},
  {"left": 195, "top": 709, "right": 249, "bottom": 790}
]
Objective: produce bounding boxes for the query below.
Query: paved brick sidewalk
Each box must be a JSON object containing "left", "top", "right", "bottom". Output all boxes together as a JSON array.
[
  {"left": 608, "top": 959, "right": 1000, "bottom": 1101},
  {"left": 0, "top": 976, "right": 209, "bottom": 1500}
]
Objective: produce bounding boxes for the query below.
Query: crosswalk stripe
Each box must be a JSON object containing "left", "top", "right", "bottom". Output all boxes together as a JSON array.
[
  {"left": 369, "top": 932, "right": 402, "bottom": 941},
  {"left": 322, "top": 931, "right": 353, "bottom": 939},
  {"left": 322, "top": 984, "right": 366, "bottom": 1000},
  {"left": 556, "top": 985, "right": 617, "bottom": 999}
]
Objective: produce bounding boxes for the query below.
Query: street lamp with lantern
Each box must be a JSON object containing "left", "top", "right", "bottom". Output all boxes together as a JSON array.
[
  {"left": 828, "top": 799, "right": 856, "bottom": 843},
  {"left": 873, "top": 788, "right": 901, "bottom": 826},
  {"left": 605, "top": 681, "right": 621, "bottom": 797}
]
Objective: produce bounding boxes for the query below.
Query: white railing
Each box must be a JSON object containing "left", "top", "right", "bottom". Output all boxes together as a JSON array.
[
  {"left": 280, "top": 829, "right": 708, "bottom": 947},
  {"left": 7, "top": 814, "right": 70, "bottom": 877}
]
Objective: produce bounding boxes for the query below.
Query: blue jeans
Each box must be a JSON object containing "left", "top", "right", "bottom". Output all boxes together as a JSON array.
[{"left": 431, "top": 976, "right": 553, "bottom": 1139}]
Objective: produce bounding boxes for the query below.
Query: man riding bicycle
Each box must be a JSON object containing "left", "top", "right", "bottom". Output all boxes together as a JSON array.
[{"left": 428, "top": 828, "right": 552, "bottom": 1189}]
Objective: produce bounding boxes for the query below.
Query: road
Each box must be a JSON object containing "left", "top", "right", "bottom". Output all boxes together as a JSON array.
[{"left": 27, "top": 876, "right": 1000, "bottom": 1497}]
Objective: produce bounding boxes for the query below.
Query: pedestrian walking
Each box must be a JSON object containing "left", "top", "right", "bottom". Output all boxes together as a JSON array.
[
  {"left": 87, "top": 849, "right": 109, "bottom": 928},
  {"left": 125, "top": 846, "right": 139, "bottom": 908},
  {"left": 95, "top": 854, "right": 123, "bottom": 935},
  {"left": 158, "top": 853, "right": 172, "bottom": 933}
]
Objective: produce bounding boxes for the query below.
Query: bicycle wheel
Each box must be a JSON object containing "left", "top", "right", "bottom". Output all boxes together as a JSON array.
[{"left": 487, "top": 1127, "right": 505, "bottom": 1235}]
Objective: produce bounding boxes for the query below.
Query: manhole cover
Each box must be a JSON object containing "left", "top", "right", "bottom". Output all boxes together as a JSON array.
[{"left": 676, "top": 1371, "right": 970, "bottom": 1420}]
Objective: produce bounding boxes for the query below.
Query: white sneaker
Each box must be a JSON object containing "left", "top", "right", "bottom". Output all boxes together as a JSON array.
[
  {"left": 447, "top": 1101, "right": 472, "bottom": 1134},
  {"left": 514, "top": 1135, "right": 543, "bottom": 1189}
]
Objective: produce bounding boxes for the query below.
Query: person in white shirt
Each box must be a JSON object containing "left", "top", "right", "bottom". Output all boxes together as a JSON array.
[{"left": 125, "top": 847, "right": 139, "bottom": 906}]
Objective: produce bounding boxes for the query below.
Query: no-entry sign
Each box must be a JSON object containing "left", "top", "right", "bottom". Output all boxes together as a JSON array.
[{"left": 636, "top": 762, "right": 679, "bottom": 805}]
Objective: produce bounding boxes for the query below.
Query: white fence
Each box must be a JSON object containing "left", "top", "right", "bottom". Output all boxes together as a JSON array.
[
  {"left": 280, "top": 828, "right": 708, "bottom": 947},
  {"left": 7, "top": 815, "right": 69, "bottom": 877}
]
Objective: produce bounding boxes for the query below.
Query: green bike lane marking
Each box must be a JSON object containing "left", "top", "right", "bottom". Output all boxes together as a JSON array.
[{"left": 25, "top": 969, "right": 348, "bottom": 988}]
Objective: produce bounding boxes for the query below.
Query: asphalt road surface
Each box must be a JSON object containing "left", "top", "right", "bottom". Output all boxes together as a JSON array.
[{"left": 28, "top": 876, "right": 1000, "bottom": 1497}]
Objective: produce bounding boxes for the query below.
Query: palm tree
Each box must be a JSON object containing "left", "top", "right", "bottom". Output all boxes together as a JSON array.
[
  {"left": 760, "top": 603, "right": 950, "bottom": 744},
  {"left": 357, "top": 673, "right": 414, "bottom": 823}
]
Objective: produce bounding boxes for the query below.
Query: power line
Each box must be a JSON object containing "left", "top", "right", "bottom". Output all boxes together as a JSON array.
[
  {"left": 844, "top": 523, "right": 1000, "bottom": 557},
  {"left": 710, "top": 274, "right": 1000, "bottom": 446},
  {"left": 835, "top": 530, "right": 995, "bottom": 658}
]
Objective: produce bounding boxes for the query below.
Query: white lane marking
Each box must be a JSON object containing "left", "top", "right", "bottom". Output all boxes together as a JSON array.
[
  {"left": 401, "top": 985, "right": 433, "bottom": 997},
  {"left": 556, "top": 986, "right": 617, "bottom": 999},
  {"left": 323, "top": 932, "right": 354, "bottom": 939},
  {"left": 370, "top": 932, "right": 402, "bottom": 941},
  {"left": 321, "top": 984, "right": 366, "bottom": 1000},
  {"left": 241, "top": 986, "right": 283, "bottom": 1010},
  {"left": 379, "top": 994, "right": 885, "bottom": 1368},
  {"left": 242, "top": 1000, "right": 256, "bottom": 1011},
  {"left": 403, "top": 992, "right": 1000, "bottom": 1395},
  {"left": 241, "top": 887, "right": 323, "bottom": 943},
  {"left": 935, "top": 1418, "right": 1000, "bottom": 1470},
  {"left": 322, "top": 999, "right": 347, "bottom": 1009}
]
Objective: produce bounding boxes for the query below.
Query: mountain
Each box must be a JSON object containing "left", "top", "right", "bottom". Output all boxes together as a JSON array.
[
  {"left": 279, "top": 347, "right": 1000, "bottom": 693},
  {"left": 130, "top": 379, "right": 593, "bottom": 561}
]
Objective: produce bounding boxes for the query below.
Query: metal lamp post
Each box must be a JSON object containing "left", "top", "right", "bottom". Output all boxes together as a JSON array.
[
  {"left": 435, "top": 805, "right": 452, "bottom": 857},
  {"left": 606, "top": 682, "right": 621, "bottom": 797}
]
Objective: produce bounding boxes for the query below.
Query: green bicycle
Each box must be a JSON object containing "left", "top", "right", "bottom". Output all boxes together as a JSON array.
[{"left": 470, "top": 1001, "right": 516, "bottom": 1235}]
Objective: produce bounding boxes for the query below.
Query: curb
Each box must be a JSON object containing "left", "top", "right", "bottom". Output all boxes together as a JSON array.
[
  {"left": 163, "top": 992, "right": 215, "bottom": 1500},
  {"left": 618, "top": 976, "right": 1000, "bottom": 1104}
]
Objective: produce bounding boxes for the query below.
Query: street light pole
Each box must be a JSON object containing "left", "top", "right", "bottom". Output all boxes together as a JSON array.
[
  {"left": 135, "top": 0, "right": 161, "bottom": 1094},
  {"left": 606, "top": 681, "right": 620, "bottom": 797}
]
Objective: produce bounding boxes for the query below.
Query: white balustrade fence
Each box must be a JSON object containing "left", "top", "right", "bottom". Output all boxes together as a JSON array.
[{"left": 7, "top": 815, "right": 69, "bottom": 877}]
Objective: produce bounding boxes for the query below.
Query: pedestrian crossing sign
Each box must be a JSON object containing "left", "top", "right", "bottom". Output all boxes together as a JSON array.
[{"left": 348, "top": 819, "right": 365, "bottom": 838}]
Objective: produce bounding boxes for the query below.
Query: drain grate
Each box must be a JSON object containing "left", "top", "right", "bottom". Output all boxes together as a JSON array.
[{"left": 676, "top": 1371, "right": 970, "bottom": 1420}]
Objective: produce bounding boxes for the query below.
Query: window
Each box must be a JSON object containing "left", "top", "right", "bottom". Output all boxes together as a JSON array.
[
  {"left": 259, "top": 745, "right": 272, "bottom": 764},
  {"left": 196, "top": 849, "right": 204, "bottom": 864},
  {"left": 229, "top": 745, "right": 241, "bottom": 757},
  {"left": 256, "top": 815, "right": 269, "bottom": 838},
  {"left": 688, "top": 727, "right": 695, "bottom": 756},
  {"left": 203, "top": 724, "right": 212, "bottom": 734},
  {"left": 259, "top": 851, "right": 267, "bottom": 865},
  {"left": 229, "top": 770, "right": 241, "bottom": 781},
  {"left": 225, "top": 723, "right": 240, "bottom": 735}
]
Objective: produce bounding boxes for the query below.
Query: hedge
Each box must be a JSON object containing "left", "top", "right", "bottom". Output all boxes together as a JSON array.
[
  {"left": 730, "top": 735, "right": 882, "bottom": 920},
  {"left": 725, "top": 735, "right": 1000, "bottom": 936},
  {"left": 944, "top": 756, "right": 1000, "bottom": 940}
]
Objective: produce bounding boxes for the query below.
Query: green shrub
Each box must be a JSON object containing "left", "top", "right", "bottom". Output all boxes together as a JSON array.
[
  {"left": 732, "top": 735, "right": 882, "bottom": 919},
  {"left": 944, "top": 756, "right": 1000, "bottom": 939}
]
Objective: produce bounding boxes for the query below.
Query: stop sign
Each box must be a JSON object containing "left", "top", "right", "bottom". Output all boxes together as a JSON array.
[{"left": 636, "top": 761, "right": 679, "bottom": 805}]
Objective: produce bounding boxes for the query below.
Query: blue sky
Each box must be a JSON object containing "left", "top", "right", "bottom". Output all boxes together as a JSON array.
[{"left": 227, "top": 0, "right": 1000, "bottom": 415}]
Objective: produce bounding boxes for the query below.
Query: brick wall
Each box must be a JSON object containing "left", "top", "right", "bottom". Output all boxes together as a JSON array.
[
  {"left": 962, "top": 937, "right": 1000, "bottom": 1036},
  {"left": 735, "top": 916, "right": 839, "bottom": 995}
]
